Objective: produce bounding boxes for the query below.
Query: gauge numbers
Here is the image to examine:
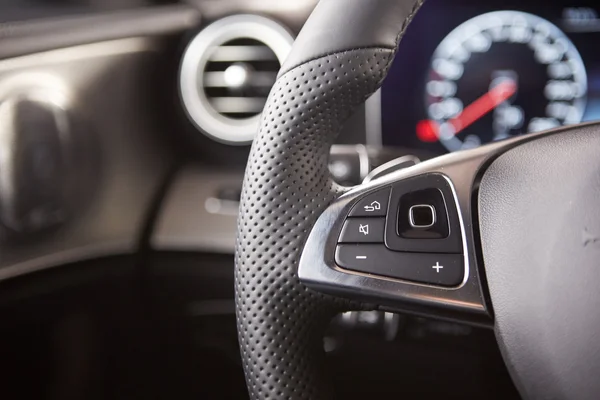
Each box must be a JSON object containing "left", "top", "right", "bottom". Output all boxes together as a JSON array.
[{"left": 422, "top": 11, "right": 587, "bottom": 152}]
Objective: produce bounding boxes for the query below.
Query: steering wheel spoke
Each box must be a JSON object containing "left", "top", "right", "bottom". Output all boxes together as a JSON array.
[{"left": 299, "top": 136, "right": 507, "bottom": 326}]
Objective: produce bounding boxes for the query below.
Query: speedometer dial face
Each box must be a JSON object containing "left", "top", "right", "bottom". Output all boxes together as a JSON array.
[{"left": 422, "top": 11, "right": 587, "bottom": 152}]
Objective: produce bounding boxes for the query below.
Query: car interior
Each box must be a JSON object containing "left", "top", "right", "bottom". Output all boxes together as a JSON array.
[{"left": 1, "top": 0, "right": 599, "bottom": 398}]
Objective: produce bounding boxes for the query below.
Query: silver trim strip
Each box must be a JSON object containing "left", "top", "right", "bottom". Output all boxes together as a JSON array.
[
  {"left": 363, "top": 155, "right": 420, "bottom": 183},
  {"left": 0, "top": 242, "right": 133, "bottom": 282},
  {"left": 0, "top": 5, "right": 199, "bottom": 59},
  {"left": 365, "top": 89, "right": 382, "bottom": 147},
  {"left": 356, "top": 144, "right": 370, "bottom": 180},
  {"left": 409, "top": 204, "right": 436, "bottom": 229},
  {"left": 0, "top": 38, "right": 155, "bottom": 73}
]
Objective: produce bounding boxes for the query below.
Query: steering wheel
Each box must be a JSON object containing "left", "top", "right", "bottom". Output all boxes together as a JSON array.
[{"left": 234, "top": 0, "right": 600, "bottom": 398}]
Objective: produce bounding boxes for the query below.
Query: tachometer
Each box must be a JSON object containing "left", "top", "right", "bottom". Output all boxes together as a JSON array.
[{"left": 419, "top": 11, "right": 587, "bottom": 152}]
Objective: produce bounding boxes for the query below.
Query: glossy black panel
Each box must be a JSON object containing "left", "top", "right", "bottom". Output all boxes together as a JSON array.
[
  {"left": 385, "top": 174, "right": 462, "bottom": 253},
  {"left": 339, "top": 218, "right": 386, "bottom": 244},
  {"left": 336, "top": 245, "right": 463, "bottom": 286},
  {"left": 348, "top": 187, "right": 391, "bottom": 217}
]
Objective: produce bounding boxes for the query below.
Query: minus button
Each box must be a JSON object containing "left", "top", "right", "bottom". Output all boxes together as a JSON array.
[{"left": 356, "top": 256, "right": 367, "bottom": 259}]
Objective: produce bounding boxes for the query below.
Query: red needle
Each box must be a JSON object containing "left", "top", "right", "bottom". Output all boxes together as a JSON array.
[{"left": 417, "top": 80, "right": 517, "bottom": 142}]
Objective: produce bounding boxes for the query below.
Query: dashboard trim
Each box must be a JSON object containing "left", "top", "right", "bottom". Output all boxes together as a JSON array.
[
  {"left": 0, "top": 36, "right": 175, "bottom": 279},
  {"left": 0, "top": 5, "right": 200, "bottom": 59}
]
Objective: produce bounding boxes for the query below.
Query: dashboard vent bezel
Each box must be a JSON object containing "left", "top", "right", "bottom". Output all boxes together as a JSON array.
[{"left": 179, "top": 15, "right": 294, "bottom": 145}]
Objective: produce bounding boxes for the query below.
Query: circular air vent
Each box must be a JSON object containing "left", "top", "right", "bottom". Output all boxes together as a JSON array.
[{"left": 179, "top": 15, "right": 294, "bottom": 145}]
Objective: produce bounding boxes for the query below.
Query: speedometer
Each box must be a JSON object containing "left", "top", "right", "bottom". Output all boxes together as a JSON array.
[{"left": 419, "top": 11, "right": 587, "bottom": 152}]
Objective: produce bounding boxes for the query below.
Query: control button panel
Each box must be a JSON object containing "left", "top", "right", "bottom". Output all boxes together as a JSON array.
[
  {"left": 339, "top": 218, "right": 385, "bottom": 243},
  {"left": 348, "top": 187, "right": 390, "bottom": 217},
  {"left": 335, "top": 174, "right": 465, "bottom": 287},
  {"left": 335, "top": 245, "right": 463, "bottom": 287}
]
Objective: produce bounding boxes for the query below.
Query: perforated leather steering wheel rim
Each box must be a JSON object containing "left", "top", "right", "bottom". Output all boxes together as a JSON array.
[{"left": 234, "top": 1, "right": 424, "bottom": 398}]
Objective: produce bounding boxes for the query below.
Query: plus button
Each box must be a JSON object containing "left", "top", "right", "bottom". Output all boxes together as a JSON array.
[{"left": 432, "top": 262, "right": 444, "bottom": 273}]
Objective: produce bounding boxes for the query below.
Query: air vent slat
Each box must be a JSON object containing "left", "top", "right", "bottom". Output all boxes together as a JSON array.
[
  {"left": 210, "top": 97, "right": 267, "bottom": 114},
  {"left": 209, "top": 46, "right": 278, "bottom": 62},
  {"left": 204, "top": 71, "right": 277, "bottom": 88}
]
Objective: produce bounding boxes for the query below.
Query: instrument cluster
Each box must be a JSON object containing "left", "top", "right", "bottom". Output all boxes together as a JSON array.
[{"left": 381, "top": 0, "right": 600, "bottom": 154}]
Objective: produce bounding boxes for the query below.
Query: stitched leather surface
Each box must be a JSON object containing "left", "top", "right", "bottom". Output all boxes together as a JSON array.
[
  {"left": 234, "top": 1, "right": 424, "bottom": 399},
  {"left": 280, "top": 0, "right": 424, "bottom": 75}
]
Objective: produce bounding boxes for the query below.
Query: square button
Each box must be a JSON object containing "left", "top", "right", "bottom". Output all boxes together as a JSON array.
[
  {"left": 409, "top": 204, "right": 436, "bottom": 229},
  {"left": 338, "top": 218, "right": 385, "bottom": 243},
  {"left": 397, "top": 188, "right": 449, "bottom": 239}
]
